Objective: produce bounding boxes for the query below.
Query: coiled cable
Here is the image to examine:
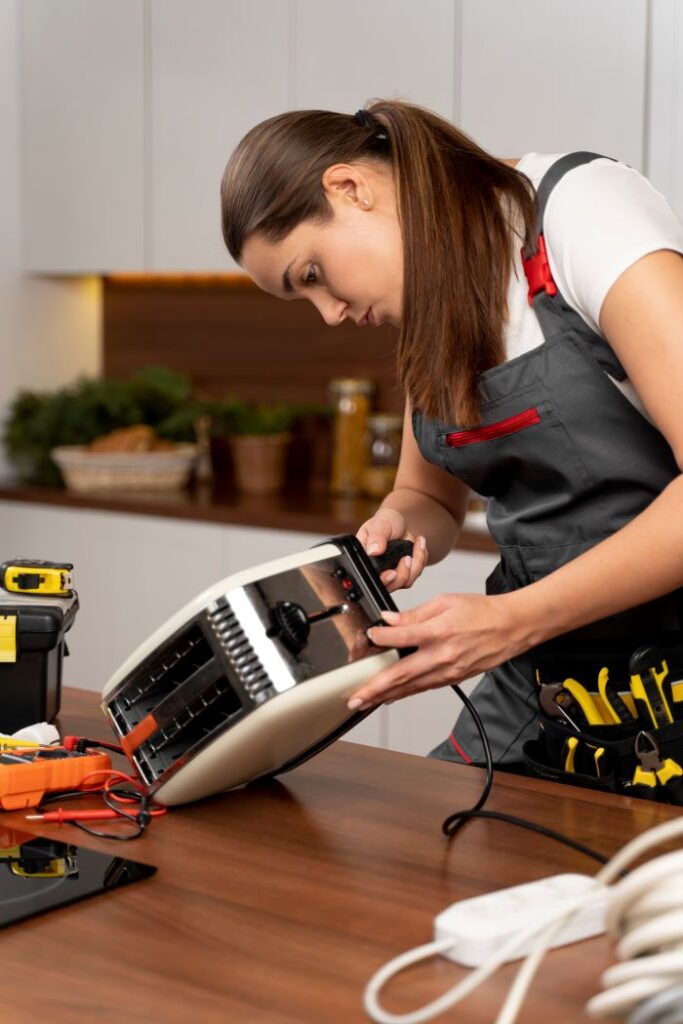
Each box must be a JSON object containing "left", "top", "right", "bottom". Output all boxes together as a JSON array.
[
  {"left": 587, "top": 843, "right": 683, "bottom": 1023},
  {"left": 364, "top": 816, "right": 683, "bottom": 1024}
]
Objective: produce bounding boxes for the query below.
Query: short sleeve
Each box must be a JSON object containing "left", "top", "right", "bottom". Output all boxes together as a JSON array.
[{"left": 542, "top": 158, "right": 683, "bottom": 335}]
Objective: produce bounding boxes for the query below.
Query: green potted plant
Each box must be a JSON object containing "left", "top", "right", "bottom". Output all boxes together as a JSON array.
[
  {"left": 3, "top": 366, "right": 215, "bottom": 488},
  {"left": 218, "top": 401, "right": 298, "bottom": 496}
]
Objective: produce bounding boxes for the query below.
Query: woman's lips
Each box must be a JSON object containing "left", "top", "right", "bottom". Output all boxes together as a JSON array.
[{"left": 360, "top": 307, "right": 380, "bottom": 327}]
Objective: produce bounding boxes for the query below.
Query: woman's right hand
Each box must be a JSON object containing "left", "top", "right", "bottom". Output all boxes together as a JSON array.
[{"left": 356, "top": 507, "right": 428, "bottom": 593}]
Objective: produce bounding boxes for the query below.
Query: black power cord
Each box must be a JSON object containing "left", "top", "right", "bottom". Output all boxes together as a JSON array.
[{"left": 442, "top": 685, "right": 609, "bottom": 866}]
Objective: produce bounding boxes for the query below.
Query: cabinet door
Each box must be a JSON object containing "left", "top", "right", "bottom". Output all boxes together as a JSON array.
[
  {"left": 647, "top": 0, "right": 683, "bottom": 221},
  {"left": 21, "top": 0, "right": 145, "bottom": 272},
  {"left": 459, "top": 0, "right": 647, "bottom": 169},
  {"left": 149, "top": 0, "right": 290, "bottom": 272},
  {"left": 294, "top": 0, "right": 456, "bottom": 118},
  {"left": 0, "top": 502, "right": 228, "bottom": 693}
]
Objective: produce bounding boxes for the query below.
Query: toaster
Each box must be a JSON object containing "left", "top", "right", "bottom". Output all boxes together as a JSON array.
[{"left": 101, "top": 535, "right": 413, "bottom": 805}]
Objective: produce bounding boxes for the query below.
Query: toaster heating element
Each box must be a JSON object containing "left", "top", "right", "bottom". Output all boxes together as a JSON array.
[{"left": 101, "top": 535, "right": 412, "bottom": 805}]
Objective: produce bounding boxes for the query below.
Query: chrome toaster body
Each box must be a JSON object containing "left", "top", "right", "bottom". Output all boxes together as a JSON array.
[{"left": 101, "top": 536, "right": 405, "bottom": 805}]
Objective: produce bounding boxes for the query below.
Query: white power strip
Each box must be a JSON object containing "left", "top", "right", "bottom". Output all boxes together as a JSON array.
[
  {"left": 366, "top": 821, "right": 683, "bottom": 1024},
  {"left": 434, "top": 873, "right": 607, "bottom": 968}
]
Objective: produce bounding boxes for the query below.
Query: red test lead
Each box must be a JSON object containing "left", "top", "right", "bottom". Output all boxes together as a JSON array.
[
  {"left": 26, "top": 809, "right": 122, "bottom": 823},
  {"left": 26, "top": 807, "right": 167, "bottom": 825}
]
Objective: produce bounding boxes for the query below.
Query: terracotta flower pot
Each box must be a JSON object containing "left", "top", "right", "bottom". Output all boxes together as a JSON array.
[{"left": 230, "top": 432, "right": 291, "bottom": 496}]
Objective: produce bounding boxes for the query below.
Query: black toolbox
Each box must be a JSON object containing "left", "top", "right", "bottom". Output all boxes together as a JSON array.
[{"left": 0, "top": 592, "right": 78, "bottom": 733}]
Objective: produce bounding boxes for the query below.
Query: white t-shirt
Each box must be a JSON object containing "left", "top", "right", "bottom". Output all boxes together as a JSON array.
[{"left": 504, "top": 153, "right": 683, "bottom": 414}]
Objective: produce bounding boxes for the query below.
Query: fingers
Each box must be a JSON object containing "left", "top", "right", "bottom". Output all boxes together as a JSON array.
[
  {"left": 349, "top": 629, "right": 371, "bottom": 663},
  {"left": 380, "top": 569, "right": 398, "bottom": 589},
  {"left": 373, "top": 536, "right": 429, "bottom": 593},
  {"left": 347, "top": 647, "right": 459, "bottom": 709},
  {"left": 356, "top": 508, "right": 407, "bottom": 557},
  {"left": 365, "top": 619, "right": 438, "bottom": 651},
  {"left": 377, "top": 593, "right": 449, "bottom": 627},
  {"left": 386, "top": 534, "right": 428, "bottom": 590}
]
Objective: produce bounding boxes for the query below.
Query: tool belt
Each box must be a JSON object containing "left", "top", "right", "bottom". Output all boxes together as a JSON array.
[{"left": 522, "top": 637, "right": 683, "bottom": 804}]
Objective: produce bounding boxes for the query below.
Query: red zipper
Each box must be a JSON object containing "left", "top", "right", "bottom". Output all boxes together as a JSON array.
[{"left": 444, "top": 406, "right": 541, "bottom": 447}]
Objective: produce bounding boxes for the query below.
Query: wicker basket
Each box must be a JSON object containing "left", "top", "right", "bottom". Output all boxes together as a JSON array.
[{"left": 51, "top": 444, "right": 198, "bottom": 492}]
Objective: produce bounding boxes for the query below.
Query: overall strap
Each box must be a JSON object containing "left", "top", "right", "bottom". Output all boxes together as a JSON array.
[
  {"left": 521, "top": 151, "right": 625, "bottom": 378},
  {"left": 532, "top": 151, "right": 610, "bottom": 243}
]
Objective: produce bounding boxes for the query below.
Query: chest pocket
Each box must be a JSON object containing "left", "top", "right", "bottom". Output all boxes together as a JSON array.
[{"left": 414, "top": 396, "right": 594, "bottom": 504}]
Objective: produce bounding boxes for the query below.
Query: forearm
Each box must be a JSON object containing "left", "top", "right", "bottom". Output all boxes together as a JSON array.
[
  {"left": 510, "top": 473, "right": 683, "bottom": 650},
  {"left": 379, "top": 486, "right": 463, "bottom": 563}
]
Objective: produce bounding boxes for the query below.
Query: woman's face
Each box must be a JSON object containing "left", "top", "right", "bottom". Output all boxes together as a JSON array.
[{"left": 241, "top": 161, "right": 404, "bottom": 329}]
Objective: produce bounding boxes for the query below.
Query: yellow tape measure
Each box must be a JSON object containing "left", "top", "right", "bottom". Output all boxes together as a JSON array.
[{"left": 0, "top": 559, "right": 73, "bottom": 598}]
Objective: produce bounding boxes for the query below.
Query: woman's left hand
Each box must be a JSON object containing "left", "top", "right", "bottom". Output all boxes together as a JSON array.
[{"left": 346, "top": 592, "right": 528, "bottom": 709}]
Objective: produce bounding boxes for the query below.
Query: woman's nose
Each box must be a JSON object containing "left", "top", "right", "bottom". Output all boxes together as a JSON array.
[{"left": 312, "top": 294, "right": 348, "bottom": 327}]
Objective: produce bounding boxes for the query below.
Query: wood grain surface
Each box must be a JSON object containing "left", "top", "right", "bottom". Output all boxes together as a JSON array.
[
  {"left": 2, "top": 687, "right": 678, "bottom": 1024},
  {"left": 103, "top": 276, "right": 403, "bottom": 412}
]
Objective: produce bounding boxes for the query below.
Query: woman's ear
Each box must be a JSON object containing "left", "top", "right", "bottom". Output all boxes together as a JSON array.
[{"left": 322, "top": 163, "right": 373, "bottom": 210}]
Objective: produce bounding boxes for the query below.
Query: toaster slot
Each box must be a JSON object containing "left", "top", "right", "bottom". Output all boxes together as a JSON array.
[
  {"left": 133, "top": 674, "right": 243, "bottom": 782},
  {"left": 107, "top": 622, "right": 215, "bottom": 734}
]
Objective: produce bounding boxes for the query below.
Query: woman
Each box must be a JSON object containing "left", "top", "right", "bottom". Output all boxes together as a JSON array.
[{"left": 221, "top": 100, "right": 683, "bottom": 771}]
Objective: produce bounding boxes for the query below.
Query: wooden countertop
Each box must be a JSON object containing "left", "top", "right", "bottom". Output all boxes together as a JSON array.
[
  {"left": 2, "top": 686, "right": 679, "bottom": 1023},
  {"left": 0, "top": 481, "right": 497, "bottom": 553}
]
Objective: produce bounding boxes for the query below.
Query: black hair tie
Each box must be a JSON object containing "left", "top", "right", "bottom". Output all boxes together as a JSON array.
[
  {"left": 354, "top": 108, "right": 388, "bottom": 144},
  {"left": 354, "top": 108, "right": 373, "bottom": 129}
]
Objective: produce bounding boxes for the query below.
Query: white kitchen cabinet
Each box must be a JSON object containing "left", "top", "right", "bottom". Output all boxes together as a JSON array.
[
  {"left": 19, "top": 0, "right": 663, "bottom": 273},
  {"left": 293, "top": 0, "right": 457, "bottom": 119},
  {"left": 20, "top": 0, "right": 145, "bottom": 272},
  {"left": 647, "top": 0, "right": 683, "bottom": 221},
  {"left": 458, "top": 0, "right": 648, "bottom": 168},
  {"left": 148, "top": 0, "right": 290, "bottom": 271},
  {"left": 0, "top": 502, "right": 228, "bottom": 694}
]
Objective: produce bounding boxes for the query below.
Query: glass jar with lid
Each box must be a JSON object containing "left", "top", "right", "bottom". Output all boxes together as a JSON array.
[
  {"left": 363, "top": 413, "right": 403, "bottom": 498},
  {"left": 328, "top": 378, "right": 374, "bottom": 496}
]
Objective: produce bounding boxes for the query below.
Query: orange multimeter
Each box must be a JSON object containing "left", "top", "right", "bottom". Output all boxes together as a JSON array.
[{"left": 0, "top": 748, "right": 112, "bottom": 811}]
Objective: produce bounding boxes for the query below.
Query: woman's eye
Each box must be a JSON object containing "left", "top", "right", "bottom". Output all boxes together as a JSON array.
[{"left": 304, "top": 266, "right": 318, "bottom": 285}]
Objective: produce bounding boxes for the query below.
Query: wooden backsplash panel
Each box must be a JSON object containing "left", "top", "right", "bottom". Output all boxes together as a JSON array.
[{"left": 103, "top": 277, "right": 403, "bottom": 412}]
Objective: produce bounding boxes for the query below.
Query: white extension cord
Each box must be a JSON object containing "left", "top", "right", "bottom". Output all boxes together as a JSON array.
[{"left": 364, "top": 816, "right": 683, "bottom": 1024}]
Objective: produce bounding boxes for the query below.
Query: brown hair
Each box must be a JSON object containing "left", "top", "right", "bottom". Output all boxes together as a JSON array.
[{"left": 221, "top": 100, "right": 536, "bottom": 425}]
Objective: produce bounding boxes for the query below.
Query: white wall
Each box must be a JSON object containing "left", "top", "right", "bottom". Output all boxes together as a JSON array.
[
  {"left": 647, "top": 0, "right": 683, "bottom": 219},
  {"left": 0, "top": 0, "right": 101, "bottom": 478}
]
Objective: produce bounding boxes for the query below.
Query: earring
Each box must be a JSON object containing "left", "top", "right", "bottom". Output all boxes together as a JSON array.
[{"left": 362, "top": 199, "right": 370, "bottom": 207}]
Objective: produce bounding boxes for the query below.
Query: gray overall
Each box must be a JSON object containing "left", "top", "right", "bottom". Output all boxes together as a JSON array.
[{"left": 413, "top": 152, "right": 683, "bottom": 768}]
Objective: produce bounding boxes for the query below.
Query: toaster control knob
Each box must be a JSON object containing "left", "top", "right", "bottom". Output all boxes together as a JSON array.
[{"left": 267, "top": 601, "right": 310, "bottom": 655}]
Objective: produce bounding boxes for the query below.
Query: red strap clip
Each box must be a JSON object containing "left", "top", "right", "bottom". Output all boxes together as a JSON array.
[{"left": 521, "top": 234, "right": 557, "bottom": 306}]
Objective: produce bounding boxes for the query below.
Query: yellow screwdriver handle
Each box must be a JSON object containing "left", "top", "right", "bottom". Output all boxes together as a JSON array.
[{"left": 563, "top": 736, "right": 579, "bottom": 773}]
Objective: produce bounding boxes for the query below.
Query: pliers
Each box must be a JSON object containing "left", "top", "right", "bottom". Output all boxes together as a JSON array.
[
  {"left": 632, "top": 730, "right": 683, "bottom": 790},
  {"left": 538, "top": 684, "right": 606, "bottom": 775}
]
